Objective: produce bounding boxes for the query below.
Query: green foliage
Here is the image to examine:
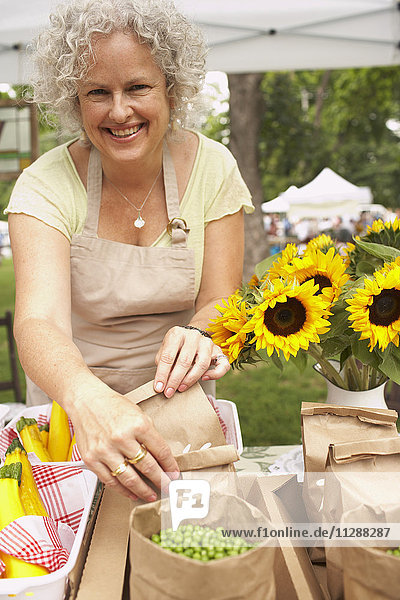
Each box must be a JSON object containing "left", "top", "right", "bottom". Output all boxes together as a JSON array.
[
  {"left": 202, "top": 66, "right": 400, "bottom": 210},
  {"left": 216, "top": 361, "right": 326, "bottom": 446},
  {"left": 200, "top": 81, "right": 230, "bottom": 146},
  {"left": 258, "top": 66, "right": 400, "bottom": 208},
  {"left": 0, "top": 182, "right": 16, "bottom": 221},
  {"left": 0, "top": 259, "right": 26, "bottom": 404}
]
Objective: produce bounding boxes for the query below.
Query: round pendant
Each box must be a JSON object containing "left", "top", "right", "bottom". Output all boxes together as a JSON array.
[{"left": 134, "top": 215, "right": 145, "bottom": 229}]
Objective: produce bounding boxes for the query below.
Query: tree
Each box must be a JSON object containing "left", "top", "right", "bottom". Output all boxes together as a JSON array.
[
  {"left": 202, "top": 66, "right": 400, "bottom": 281},
  {"left": 227, "top": 73, "right": 266, "bottom": 281},
  {"left": 259, "top": 66, "right": 400, "bottom": 207}
]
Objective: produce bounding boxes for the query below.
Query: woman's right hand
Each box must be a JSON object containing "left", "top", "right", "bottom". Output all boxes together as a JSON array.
[
  {"left": 9, "top": 214, "right": 179, "bottom": 500},
  {"left": 68, "top": 385, "right": 180, "bottom": 501}
]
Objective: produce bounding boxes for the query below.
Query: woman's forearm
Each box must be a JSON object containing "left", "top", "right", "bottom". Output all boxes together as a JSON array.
[
  {"left": 14, "top": 316, "right": 108, "bottom": 413},
  {"left": 189, "top": 296, "right": 229, "bottom": 332}
]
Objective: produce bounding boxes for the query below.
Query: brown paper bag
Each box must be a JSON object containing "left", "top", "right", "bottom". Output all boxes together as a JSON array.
[
  {"left": 176, "top": 445, "right": 239, "bottom": 496},
  {"left": 342, "top": 546, "right": 400, "bottom": 600},
  {"left": 75, "top": 448, "right": 240, "bottom": 600},
  {"left": 301, "top": 402, "right": 397, "bottom": 518},
  {"left": 248, "top": 475, "right": 325, "bottom": 600},
  {"left": 129, "top": 496, "right": 276, "bottom": 600},
  {"left": 324, "top": 436, "right": 400, "bottom": 600},
  {"left": 125, "top": 380, "right": 227, "bottom": 454},
  {"left": 301, "top": 402, "right": 398, "bottom": 474},
  {"left": 301, "top": 402, "right": 398, "bottom": 568},
  {"left": 326, "top": 437, "right": 400, "bottom": 522}
]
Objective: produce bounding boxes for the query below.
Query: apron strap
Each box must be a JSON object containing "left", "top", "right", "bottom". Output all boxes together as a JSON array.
[
  {"left": 163, "top": 141, "right": 190, "bottom": 248},
  {"left": 83, "top": 146, "right": 103, "bottom": 237},
  {"left": 83, "top": 141, "right": 189, "bottom": 246}
]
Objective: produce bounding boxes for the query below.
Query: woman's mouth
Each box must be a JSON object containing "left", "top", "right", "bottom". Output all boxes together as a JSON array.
[{"left": 107, "top": 124, "right": 145, "bottom": 138}]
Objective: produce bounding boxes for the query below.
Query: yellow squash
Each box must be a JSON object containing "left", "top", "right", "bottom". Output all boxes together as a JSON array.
[
  {"left": 38, "top": 423, "right": 49, "bottom": 448},
  {"left": 67, "top": 433, "right": 76, "bottom": 461},
  {"left": 16, "top": 417, "right": 52, "bottom": 463},
  {"left": 0, "top": 463, "right": 48, "bottom": 578},
  {"left": 48, "top": 401, "right": 71, "bottom": 462},
  {"left": 4, "top": 439, "right": 49, "bottom": 517}
]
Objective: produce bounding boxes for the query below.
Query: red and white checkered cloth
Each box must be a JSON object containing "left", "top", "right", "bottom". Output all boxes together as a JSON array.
[
  {"left": 0, "top": 404, "right": 82, "bottom": 464},
  {"left": 207, "top": 395, "right": 228, "bottom": 438},
  {"left": 0, "top": 463, "right": 89, "bottom": 577}
]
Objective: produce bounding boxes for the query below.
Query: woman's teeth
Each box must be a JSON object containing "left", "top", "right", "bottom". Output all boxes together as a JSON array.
[{"left": 109, "top": 125, "right": 142, "bottom": 137}]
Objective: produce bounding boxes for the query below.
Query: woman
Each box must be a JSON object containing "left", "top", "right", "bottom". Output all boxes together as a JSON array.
[{"left": 6, "top": 0, "right": 254, "bottom": 501}]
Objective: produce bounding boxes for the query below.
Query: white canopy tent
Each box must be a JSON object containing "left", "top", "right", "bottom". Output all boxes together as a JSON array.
[
  {"left": 0, "top": 0, "right": 399, "bottom": 83},
  {"left": 260, "top": 191, "right": 292, "bottom": 214},
  {"left": 262, "top": 168, "right": 373, "bottom": 219}
]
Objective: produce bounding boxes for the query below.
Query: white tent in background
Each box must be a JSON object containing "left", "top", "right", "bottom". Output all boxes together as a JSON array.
[
  {"left": 261, "top": 193, "right": 292, "bottom": 214},
  {"left": 264, "top": 168, "right": 373, "bottom": 219},
  {"left": 0, "top": 0, "right": 399, "bottom": 83}
]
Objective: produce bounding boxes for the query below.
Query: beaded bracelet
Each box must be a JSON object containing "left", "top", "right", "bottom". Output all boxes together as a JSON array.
[{"left": 182, "top": 325, "right": 212, "bottom": 339}]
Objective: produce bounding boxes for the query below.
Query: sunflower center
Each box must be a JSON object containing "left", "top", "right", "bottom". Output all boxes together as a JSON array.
[
  {"left": 304, "top": 274, "right": 332, "bottom": 294},
  {"left": 369, "top": 289, "right": 400, "bottom": 326},
  {"left": 263, "top": 297, "right": 306, "bottom": 336}
]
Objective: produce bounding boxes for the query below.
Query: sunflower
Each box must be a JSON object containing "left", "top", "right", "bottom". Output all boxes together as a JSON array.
[
  {"left": 278, "top": 247, "right": 349, "bottom": 306},
  {"left": 247, "top": 274, "right": 260, "bottom": 289},
  {"left": 305, "top": 234, "right": 336, "bottom": 255},
  {"left": 208, "top": 296, "right": 249, "bottom": 363},
  {"left": 377, "top": 256, "right": 400, "bottom": 276},
  {"left": 267, "top": 243, "right": 302, "bottom": 281},
  {"left": 366, "top": 218, "right": 400, "bottom": 235},
  {"left": 241, "top": 279, "right": 331, "bottom": 361},
  {"left": 346, "top": 264, "right": 400, "bottom": 351},
  {"left": 341, "top": 240, "right": 356, "bottom": 267},
  {"left": 347, "top": 217, "right": 400, "bottom": 278}
]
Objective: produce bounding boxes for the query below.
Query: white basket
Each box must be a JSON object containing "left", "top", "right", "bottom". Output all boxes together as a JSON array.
[
  {"left": 215, "top": 399, "right": 243, "bottom": 455},
  {"left": 0, "top": 468, "right": 98, "bottom": 600},
  {"left": 0, "top": 404, "right": 10, "bottom": 429}
]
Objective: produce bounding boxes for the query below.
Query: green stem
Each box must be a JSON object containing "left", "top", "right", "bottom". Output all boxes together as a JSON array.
[
  {"left": 362, "top": 364, "right": 371, "bottom": 391},
  {"left": 345, "top": 355, "right": 363, "bottom": 390},
  {"left": 343, "top": 362, "right": 356, "bottom": 390},
  {"left": 370, "top": 368, "right": 377, "bottom": 389},
  {"left": 308, "top": 344, "right": 347, "bottom": 389}
]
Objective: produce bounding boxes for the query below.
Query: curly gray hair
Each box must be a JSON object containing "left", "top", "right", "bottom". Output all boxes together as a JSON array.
[{"left": 28, "top": 0, "right": 207, "bottom": 134}]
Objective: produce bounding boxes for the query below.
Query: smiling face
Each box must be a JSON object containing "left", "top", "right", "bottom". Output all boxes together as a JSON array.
[{"left": 77, "top": 31, "right": 171, "bottom": 168}]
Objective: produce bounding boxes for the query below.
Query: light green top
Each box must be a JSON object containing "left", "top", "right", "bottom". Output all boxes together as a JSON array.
[{"left": 6, "top": 131, "right": 254, "bottom": 293}]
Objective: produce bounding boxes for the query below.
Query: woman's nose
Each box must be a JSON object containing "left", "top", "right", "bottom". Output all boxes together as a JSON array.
[{"left": 109, "top": 93, "right": 133, "bottom": 122}]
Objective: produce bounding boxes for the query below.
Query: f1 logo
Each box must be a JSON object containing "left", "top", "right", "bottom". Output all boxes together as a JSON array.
[{"left": 169, "top": 480, "right": 211, "bottom": 530}]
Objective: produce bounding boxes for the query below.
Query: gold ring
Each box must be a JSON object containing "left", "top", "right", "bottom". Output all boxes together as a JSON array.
[
  {"left": 126, "top": 444, "right": 147, "bottom": 465},
  {"left": 110, "top": 460, "right": 128, "bottom": 477}
]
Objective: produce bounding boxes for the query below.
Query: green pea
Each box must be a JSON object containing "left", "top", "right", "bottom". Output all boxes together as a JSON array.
[{"left": 152, "top": 525, "right": 254, "bottom": 561}]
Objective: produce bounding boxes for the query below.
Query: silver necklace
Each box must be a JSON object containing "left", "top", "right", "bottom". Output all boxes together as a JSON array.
[{"left": 104, "top": 166, "right": 162, "bottom": 229}]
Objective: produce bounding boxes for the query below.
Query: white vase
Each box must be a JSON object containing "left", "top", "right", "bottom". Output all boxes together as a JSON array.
[{"left": 313, "top": 361, "right": 388, "bottom": 409}]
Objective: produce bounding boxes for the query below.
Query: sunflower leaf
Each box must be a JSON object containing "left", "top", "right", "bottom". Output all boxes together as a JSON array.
[
  {"left": 254, "top": 253, "right": 282, "bottom": 280},
  {"left": 290, "top": 350, "right": 308, "bottom": 372},
  {"left": 340, "top": 346, "right": 352, "bottom": 370},
  {"left": 270, "top": 352, "right": 284, "bottom": 371},
  {"left": 323, "top": 309, "right": 351, "bottom": 338},
  {"left": 354, "top": 239, "right": 400, "bottom": 262},
  {"left": 351, "top": 339, "right": 381, "bottom": 370},
  {"left": 379, "top": 347, "right": 400, "bottom": 385},
  {"left": 355, "top": 260, "right": 376, "bottom": 277},
  {"left": 320, "top": 335, "right": 350, "bottom": 358}
]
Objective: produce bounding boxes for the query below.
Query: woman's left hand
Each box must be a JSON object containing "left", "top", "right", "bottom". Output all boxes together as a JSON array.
[{"left": 154, "top": 326, "right": 230, "bottom": 398}]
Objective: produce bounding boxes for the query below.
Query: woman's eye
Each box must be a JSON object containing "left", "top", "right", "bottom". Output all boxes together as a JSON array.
[
  {"left": 88, "top": 89, "right": 107, "bottom": 96},
  {"left": 130, "top": 84, "right": 148, "bottom": 92}
]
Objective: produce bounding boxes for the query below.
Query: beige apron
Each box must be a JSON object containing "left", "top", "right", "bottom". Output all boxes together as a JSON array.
[{"left": 26, "top": 141, "right": 214, "bottom": 405}]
